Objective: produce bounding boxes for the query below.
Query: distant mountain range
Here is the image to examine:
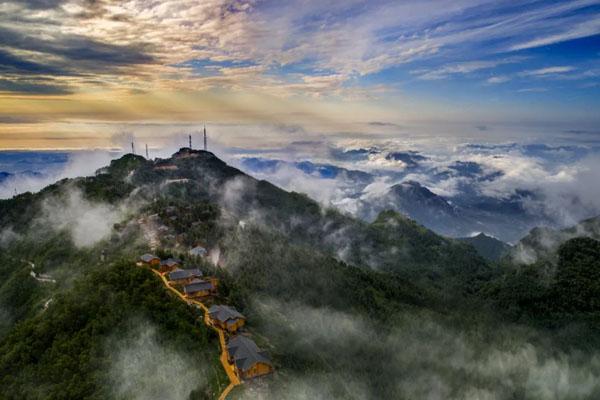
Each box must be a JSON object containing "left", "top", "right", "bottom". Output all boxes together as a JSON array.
[{"left": 240, "top": 156, "right": 549, "bottom": 242}]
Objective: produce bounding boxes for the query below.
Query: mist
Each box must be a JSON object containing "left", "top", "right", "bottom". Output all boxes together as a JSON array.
[
  {"left": 107, "top": 322, "right": 206, "bottom": 400},
  {"left": 36, "top": 188, "right": 125, "bottom": 248},
  {"left": 0, "top": 150, "right": 116, "bottom": 199},
  {"left": 247, "top": 298, "right": 600, "bottom": 400}
]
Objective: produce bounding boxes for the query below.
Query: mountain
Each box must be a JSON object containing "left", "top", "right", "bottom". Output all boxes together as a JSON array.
[
  {"left": 238, "top": 156, "right": 548, "bottom": 242},
  {"left": 358, "top": 180, "right": 466, "bottom": 235},
  {"left": 354, "top": 180, "right": 537, "bottom": 242},
  {"left": 0, "top": 149, "right": 598, "bottom": 399},
  {"left": 458, "top": 233, "right": 511, "bottom": 261},
  {"left": 510, "top": 215, "right": 600, "bottom": 264}
]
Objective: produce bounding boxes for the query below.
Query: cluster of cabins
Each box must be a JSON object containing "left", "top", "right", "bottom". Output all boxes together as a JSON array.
[{"left": 139, "top": 253, "right": 274, "bottom": 380}]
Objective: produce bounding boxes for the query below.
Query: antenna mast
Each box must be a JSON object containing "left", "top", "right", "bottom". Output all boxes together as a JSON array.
[
  {"left": 189, "top": 134, "right": 192, "bottom": 149},
  {"left": 145, "top": 144, "right": 149, "bottom": 159},
  {"left": 131, "top": 142, "right": 135, "bottom": 155},
  {"left": 203, "top": 125, "right": 207, "bottom": 151}
]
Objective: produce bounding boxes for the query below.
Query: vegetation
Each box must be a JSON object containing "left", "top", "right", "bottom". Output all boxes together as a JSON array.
[
  {"left": 1, "top": 151, "right": 599, "bottom": 399},
  {"left": 0, "top": 261, "right": 226, "bottom": 400}
]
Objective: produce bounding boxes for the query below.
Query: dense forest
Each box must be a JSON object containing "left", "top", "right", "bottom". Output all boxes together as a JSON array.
[{"left": 0, "top": 150, "right": 599, "bottom": 399}]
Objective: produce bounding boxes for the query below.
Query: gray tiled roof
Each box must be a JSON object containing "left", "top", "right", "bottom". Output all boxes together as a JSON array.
[
  {"left": 168, "top": 268, "right": 202, "bottom": 281},
  {"left": 160, "top": 258, "right": 180, "bottom": 267},
  {"left": 183, "top": 279, "right": 213, "bottom": 294},
  {"left": 226, "top": 335, "right": 272, "bottom": 372},
  {"left": 140, "top": 254, "right": 158, "bottom": 262},
  {"left": 208, "top": 305, "right": 245, "bottom": 324}
]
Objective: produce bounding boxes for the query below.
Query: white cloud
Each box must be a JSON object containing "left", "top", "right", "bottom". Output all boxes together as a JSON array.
[
  {"left": 487, "top": 75, "right": 511, "bottom": 84},
  {"left": 108, "top": 323, "right": 206, "bottom": 400},
  {"left": 0, "top": 150, "right": 115, "bottom": 199},
  {"left": 38, "top": 188, "right": 126, "bottom": 248},
  {"left": 519, "top": 66, "right": 575, "bottom": 77},
  {"left": 510, "top": 16, "right": 600, "bottom": 51},
  {"left": 415, "top": 58, "right": 523, "bottom": 81}
]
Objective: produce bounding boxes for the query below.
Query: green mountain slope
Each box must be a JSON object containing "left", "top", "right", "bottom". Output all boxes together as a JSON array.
[
  {"left": 0, "top": 149, "right": 599, "bottom": 399},
  {"left": 510, "top": 215, "right": 600, "bottom": 264},
  {"left": 458, "top": 232, "right": 511, "bottom": 261}
]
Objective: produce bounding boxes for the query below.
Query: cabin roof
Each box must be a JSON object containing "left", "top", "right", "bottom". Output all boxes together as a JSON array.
[
  {"left": 183, "top": 279, "right": 213, "bottom": 294},
  {"left": 208, "top": 305, "right": 245, "bottom": 323},
  {"left": 168, "top": 268, "right": 202, "bottom": 281},
  {"left": 226, "top": 335, "right": 272, "bottom": 372},
  {"left": 140, "top": 253, "right": 158, "bottom": 262},
  {"left": 160, "top": 258, "right": 181, "bottom": 267}
]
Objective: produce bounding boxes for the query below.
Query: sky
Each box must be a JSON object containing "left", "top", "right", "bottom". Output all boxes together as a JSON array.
[{"left": 0, "top": 0, "right": 599, "bottom": 150}]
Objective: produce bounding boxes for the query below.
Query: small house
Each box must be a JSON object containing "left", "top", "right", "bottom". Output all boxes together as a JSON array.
[
  {"left": 183, "top": 279, "right": 215, "bottom": 298},
  {"left": 227, "top": 335, "right": 273, "bottom": 380},
  {"left": 168, "top": 268, "right": 203, "bottom": 285},
  {"left": 159, "top": 258, "right": 181, "bottom": 273},
  {"left": 208, "top": 305, "right": 246, "bottom": 333},
  {"left": 140, "top": 253, "right": 160, "bottom": 266},
  {"left": 189, "top": 246, "right": 208, "bottom": 257}
]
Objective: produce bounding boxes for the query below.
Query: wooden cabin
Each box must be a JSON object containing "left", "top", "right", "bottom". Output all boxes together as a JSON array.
[
  {"left": 183, "top": 279, "right": 215, "bottom": 298},
  {"left": 159, "top": 258, "right": 181, "bottom": 273},
  {"left": 140, "top": 253, "right": 160, "bottom": 266},
  {"left": 226, "top": 335, "right": 273, "bottom": 380},
  {"left": 167, "top": 268, "right": 203, "bottom": 285},
  {"left": 208, "top": 305, "right": 246, "bottom": 333}
]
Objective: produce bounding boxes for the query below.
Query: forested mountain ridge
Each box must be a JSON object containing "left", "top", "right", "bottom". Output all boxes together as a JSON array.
[{"left": 0, "top": 149, "right": 599, "bottom": 399}]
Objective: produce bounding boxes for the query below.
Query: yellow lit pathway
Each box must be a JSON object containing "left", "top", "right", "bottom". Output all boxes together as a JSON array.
[{"left": 150, "top": 269, "right": 241, "bottom": 399}]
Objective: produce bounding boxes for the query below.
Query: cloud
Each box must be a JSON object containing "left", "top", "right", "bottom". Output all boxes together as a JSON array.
[
  {"left": 0, "top": 227, "right": 20, "bottom": 248},
  {"left": 0, "top": 78, "right": 72, "bottom": 95},
  {"left": 107, "top": 322, "right": 206, "bottom": 400},
  {"left": 1, "top": 0, "right": 598, "bottom": 102},
  {"left": 517, "top": 87, "right": 548, "bottom": 93},
  {"left": 250, "top": 298, "right": 600, "bottom": 399},
  {"left": 37, "top": 188, "right": 125, "bottom": 247},
  {"left": 0, "top": 150, "right": 115, "bottom": 199},
  {"left": 414, "top": 58, "right": 523, "bottom": 81},
  {"left": 519, "top": 66, "right": 575, "bottom": 77},
  {"left": 510, "top": 16, "right": 600, "bottom": 51},
  {"left": 487, "top": 75, "right": 511, "bottom": 84}
]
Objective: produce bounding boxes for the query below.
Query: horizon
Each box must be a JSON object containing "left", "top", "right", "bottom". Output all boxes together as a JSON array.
[{"left": 1, "top": 0, "right": 599, "bottom": 150}]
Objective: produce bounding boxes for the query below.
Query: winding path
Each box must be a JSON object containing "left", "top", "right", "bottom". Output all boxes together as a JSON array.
[{"left": 150, "top": 269, "right": 241, "bottom": 400}]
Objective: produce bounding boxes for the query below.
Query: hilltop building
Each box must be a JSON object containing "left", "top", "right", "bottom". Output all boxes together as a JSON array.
[
  {"left": 226, "top": 335, "right": 273, "bottom": 380},
  {"left": 168, "top": 268, "right": 203, "bottom": 285},
  {"left": 159, "top": 258, "right": 181, "bottom": 273},
  {"left": 183, "top": 279, "right": 215, "bottom": 298},
  {"left": 140, "top": 254, "right": 160, "bottom": 266},
  {"left": 208, "top": 305, "right": 246, "bottom": 333}
]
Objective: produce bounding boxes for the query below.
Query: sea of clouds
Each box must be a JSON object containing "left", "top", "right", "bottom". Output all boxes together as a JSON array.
[{"left": 2, "top": 131, "right": 600, "bottom": 243}]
